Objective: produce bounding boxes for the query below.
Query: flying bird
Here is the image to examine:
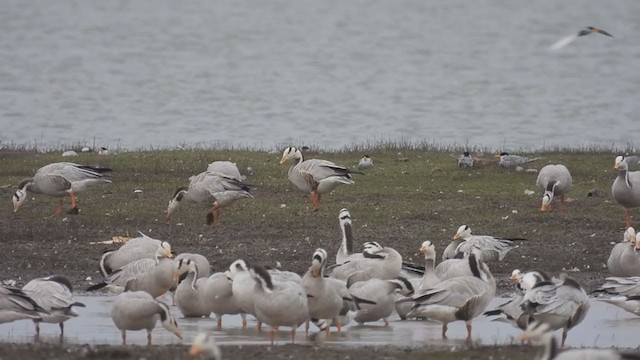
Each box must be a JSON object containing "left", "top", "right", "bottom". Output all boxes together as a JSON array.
[{"left": 549, "top": 26, "right": 613, "bottom": 51}]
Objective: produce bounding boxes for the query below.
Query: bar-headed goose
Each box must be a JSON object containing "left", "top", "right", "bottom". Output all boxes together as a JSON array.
[
  {"left": 302, "top": 248, "right": 349, "bottom": 336},
  {"left": 536, "top": 164, "right": 572, "bottom": 212},
  {"left": 12, "top": 162, "right": 112, "bottom": 215},
  {"left": 250, "top": 265, "right": 309, "bottom": 344},
  {"left": 226, "top": 259, "right": 258, "bottom": 328},
  {"left": 189, "top": 332, "right": 222, "bottom": 360},
  {"left": 207, "top": 160, "right": 245, "bottom": 181},
  {"left": 435, "top": 252, "right": 478, "bottom": 281},
  {"left": 596, "top": 276, "right": 640, "bottom": 296},
  {"left": 598, "top": 295, "right": 640, "bottom": 317},
  {"left": 100, "top": 238, "right": 173, "bottom": 277},
  {"left": 330, "top": 242, "right": 402, "bottom": 286},
  {"left": 125, "top": 258, "right": 196, "bottom": 298},
  {"left": 279, "top": 146, "right": 362, "bottom": 211},
  {"left": 88, "top": 248, "right": 173, "bottom": 292},
  {"left": 335, "top": 208, "right": 360, "bottom": 265},
  {"left": 111, "top": 291, "right": 182, "bottom": 345},
  {"left": 0, "top": 285, "right": 47, "bottom": 324},
  {"left": 350, "top": 277, "right": 414, "bottom": 325},
  {"left": 612, "top": 155, "right": 640, "bottom": 228},
  {"left": 166, "top": 170, "right": 253, "bottom": 227},
  {"left": 449, "top": 225, "right": 524, "bottom": 262},
  {"left": 401, "top": 257, "right": 496, "bottom": 339},
  {"left": 396, "top": 241, "right": 441, "bottom": 320},
  {"left": 607, "top": 227, "right": 640, "bottom": 277},
  {"left": 519, "top": 321, "right": 638, "bottom": 360},
  {"left": 22, "top": 275, "right": 85, "bottom": 336},
  {"left": 520, "top": 273, "right": 590, "bottom": 346}
]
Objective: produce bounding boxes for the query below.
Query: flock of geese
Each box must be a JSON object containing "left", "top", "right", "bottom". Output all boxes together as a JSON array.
[{"left": 3, "top": 148, "right": 640, "bottom": 359}]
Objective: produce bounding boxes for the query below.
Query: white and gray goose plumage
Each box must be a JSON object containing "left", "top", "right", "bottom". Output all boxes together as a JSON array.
[
  {"left": 612, "top": 155, "right": 640, "bottom": 228},
  {"left": 536, "top": 164, "right": 572, "bottom": 212},
  {"left": 607, "top": 227, "right": 640, "bottom": 277},
  {"left": 0, "top": 285, "right": 47, "bottom": 324}
]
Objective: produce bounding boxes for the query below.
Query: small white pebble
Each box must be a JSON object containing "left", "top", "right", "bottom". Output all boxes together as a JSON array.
[
  {"left": 177, "top": 223, "right": 184, "bottom": 226},
  {"left": 280, "top": 204, "right": 286, "bottom": 208},
  {"left": 524, "top": 190, "right": 535, "bottom": 196},
  {"left": 85, "top": 276, "right": 92, "bottom": 281},
  {"left": 501, "top": 215, "right": 509, "bottom": 220},
  {"left": 512, "top": 210, "right": 518, "bottom": 214},
  {"left": 515, "top": 166, "right": 524, "bottom": 172},
  {"left": 590, "top": 233, "right": 596, "bottom": 237},
  {"left": 198, "top": 234, "right": 203, "bottom": 238},
  {"left": 525, "top": 168, "right": 538, "bottom": 173},
  {"left": 457, "top": 190, "right": 464, "bottom": 193}
]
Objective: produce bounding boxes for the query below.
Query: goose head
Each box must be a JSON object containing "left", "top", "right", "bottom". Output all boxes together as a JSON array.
[
  {"left": 453, "top": 225, "right": 472, "bottom": 240},
  {"left": 338, "top": 208, "right": 352, "bottom": 225},
  {"left": 494, "top": 152, "right": 509, "bottom": 159},
  {"left": 225, "top": 259, "right": 250, "bottom": 280},
  {"left": 12, "top": 179, "right": 32, "bottom": 213},
  {"left": 157, "top": 302, "right": 182, "bottom": 340},
  {"left": 250, "top": 265, "right": 274, "bottom": 293},
  {"left": 635, "top": 233, "right": 640, "bottom": 253},
  {"left": 155, "top": 242, "right": 173, "bottom": 261},
  {"left": 279, "top": 146, "right": 303, "bottom": 165},
  {"left": 166, "top": 187, "right": 188, "bottom": 221},
  {"left": 540, "top": 192, "right": 553, "bottom": 212},
  {"left": 362, "top": 241, "right": 383, "bottom": 254},
  {"left": 189, "top": 333, "right": 222, "bottom": 359},
  {"left": 510, "top": 269, "right": 522, "bottom": 282},
  {"left": 309, "top": 248, "right": 328, "bottom": 277},
  {"left": 418, "top": 240, "right": 436, "bottom": 261},
  {"left": 389, "top": 277, "right": 415, "bottom": 296},
  {"left": 174, "top": 258, "right": 197, "bottom": 283},
  {"left": 624, "top": 227, "right": 636, "bottom": 243},
  {"left": 614, "top": 155, "right": 628, "bottom": 171}
]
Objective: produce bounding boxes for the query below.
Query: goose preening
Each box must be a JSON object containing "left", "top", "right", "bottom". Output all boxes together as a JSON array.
[
  {"left": 12, "top": 162, "right": 112, "bottom": 215},
  {"left": 21, "top": 275, "right": 85, "bottom": 336},
  {"left": 612, "top": 156, "right": 640, "bottom": 228},
  {"left": 607, "top": 228, "right": 640, "bottom": 277},
  {"left": 519, "top": 321, "right": 639, "bottom": 360},
  {"left": 549, "top": 26, "right": 614, "bottom": 51},
  {"left": 358, "top": 155, "right": 374, "bottom": 170},
  {"left": 520, "top": 273, "right": 590, "bottom": 346},
  {"left": 206, "top": 160, "right": 245, "bottom": 181},
  {"left": 111, "top": 291, "right": 182, "bottom": 345},
  {"left": 100, "top": 235, "right": 173, "bottom": 277},
  {"left": 279, "top": 146, "right": 362, "bottom": 211},
  {"left": 166, "top": 170, "right": 253, "bottom": 227},
  {"left": 400, "top": 257, "right": 496, "bottom": 339},
  {"left": 189, "top": 332, "right": 222, "bottom": 360},
  {"left": 596, "top": 276, "right": 640, "bottom": 297},
  {"left": 0, "top": 285, "right": 46, "bottom": 324},
  {"left": 250, "top": 265, "right": 309, "bottom": 344},
  {"left": 435, "top": 252, "right": 478, "bottom": 281},
  {"left": 444, "top": 225, "right": 524, "bottom": 262},
  {"left": 125, "top": 257, "right": 196, "bottom": 298},
  {"left": 496, "top": 152, "right": 541, "bottom": 168},
  {"left": 350, "top": 277, "right": 414, "bottom": 325},
  {"left": 536, "top": 164, "right": 572, "bottom": 212}
]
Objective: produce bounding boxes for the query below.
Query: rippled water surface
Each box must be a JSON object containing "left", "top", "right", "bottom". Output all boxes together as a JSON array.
[
  {"left": 0, "top": 295, "right": 638, "bottom": 348},
  {"left": 0, "top": 1, "right": 639, "bottom": 150}
]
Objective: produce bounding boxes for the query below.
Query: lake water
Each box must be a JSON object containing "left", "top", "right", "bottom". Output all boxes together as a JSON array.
[
  {"left": 0, "top": 1, "right": 638, "bottom": 150},
  {"left": 0, "top": 295, "right": 638, "bottom": 348}
]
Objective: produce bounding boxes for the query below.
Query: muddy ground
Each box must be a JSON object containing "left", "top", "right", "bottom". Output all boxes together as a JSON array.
[{"left": 0, "top": 149, "right": 638, "bottom": 359}]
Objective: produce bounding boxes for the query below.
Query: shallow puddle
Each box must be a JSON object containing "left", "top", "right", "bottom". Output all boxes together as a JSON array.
[{"left": 1, "top": 296, "right": 638, "bottom": 347}]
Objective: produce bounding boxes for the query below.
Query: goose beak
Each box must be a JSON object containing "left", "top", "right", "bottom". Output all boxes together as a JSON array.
[
  {"left": 614, "top": 162, "right": 622, "bottom": 170},
  {"left": 189, "top": 344, "right": 203, "bottom": 356},
  {"left": 173, "top": 272, "right": 180, "bottom": 283},
  {"left": 165, "top": 250, "right": 173, "bottom": 258},
  {"left": 174, "top": 330, "right": 183, "bottom": 340},
  {"left": 540, "top": 203, "right": 552, "bottom": 212},
  {"left": 279, "top": 157, "right": 287, "bottom": 165},
  {"left": 509, "top": 274, "right": 518, "bottom": 281},
  {"left": 418, "top": 247, "right": 427, "bottom": 253},
  {"left": 452, "top": 233, "right": 461, "bottom": 240},
  {"left": 494, "top": 154, "right": 501, "bottom": 159}
]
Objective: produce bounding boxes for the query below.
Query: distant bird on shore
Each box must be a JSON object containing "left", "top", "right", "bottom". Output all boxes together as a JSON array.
[
  {"left": 549, "top": 26, "right": 613, "bottom": 51},
  {"left": 496, "top": 152, "right": 540, "bottom": 168},
  {"left": 536, "top": 164, "right": 572, "bottom": 212},
  {"left": 612, "top": 155, "right": 640, "bottom": 228},
  {"left": 358, "top": 155, "right": 374, "bottom": 170},
  {"left": 279, "top": 146, "right": 362, "bottom": 211},
  {"left": 12, "top": 162, "right": 112, "bottom": 215},
  {"left": 457, "top": 152, "right": 474, "bottom": 168}
]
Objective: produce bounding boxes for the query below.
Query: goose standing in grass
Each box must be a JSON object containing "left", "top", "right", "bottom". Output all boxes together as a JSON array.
[
  {"left": 111, "top": 291, "right": 182, "bottom": 345},
  {"left": 207, "top": 160, "right": 245, "bottom": 181},
  {"left": 447, "top": 225, "right": 524, "bottom": 262},
  {"left": 166, "top": 170, "right": 253, "bottom": 227},
  {"left": 496, "top": 152, "right": 541, "bottom": 168},
  {"left": 357, "top": 155, "right": 374, "bottom": 170},
  {"left": 335, "top": 208, "right": 361, "bottom": 265},
  {"left": 12, "top": 162, "right": 112, "bottom": 215},
  {"left": 396, "top": 241, "right": 441, "bottom": 319},
  {"left": 400, "top": 257, "right": 496, "bottom": 340},
  {"left": 607, "top": 228, "right": 640, "bottom": 277},
  {"left": 350, "top": 277, "right": 414, "bottom": 325},
  {"left": 519, "top": 321, "right": 639, "bottom": 360},
  {"left": 22, "top": 275, "right": 85, "bottom": 336},
  {"left": 250, "top": 265, "right": 309, "bottom": 345},
  {"left": 457, "top": 152, "right": 474, "bottom": 168},
  {"left": 279, "top": 146, "right": 362, "bottom": 211},
  {"left": 0, "top": 285, "right": 46, "bottom": 324},
  {"left": 612, "top": 155, "right": 640, "bottom": 228},
  {"left": 100, "top": 237, "right": 173, "bottom": 277},
  {"left": 189, "top": 333, "right": 222, "bottom": 360},
  {"left": 536, "top": 164, "right": 572, "bottom": 212},
  {"left": 520, "top": 273, "right": 590, "bottom": 346}
]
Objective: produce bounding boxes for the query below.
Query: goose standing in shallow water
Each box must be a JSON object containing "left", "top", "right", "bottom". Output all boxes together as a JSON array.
[
  {"left": 22, "top": 275, "right": 85, "bottom": 337},
  {"left": 100, "top": 237, "right": 173, "bottom": 277},
  {"left": 111, "top": 291, "right": 182, "bottom": 345},
  {"left": 329, "top": 242, "right": 402, "bottom": 285},
  {"left": 596, "top": 276, "right": 640, "bottom": 296},
  {"left": 607, "top": 228, "right": 640, "bottom": 277},
  {"left": 279, "top": 146, "right": 362, "bottom": 211},
  {"left": 612, "top": 155, "right": 640, "bottom": 228},
  {"left": 12, "top": 162, "right": 112, "bottom": 215},
  {"left": 396, "top": 241, "right": 441, "bottom": 319},
  {"left": 166, "top": 170, "right": 253, "bottom": 227},
  {"left": 536, "top": 164, "right": 572, "bottom": 212},
  {"left": 0, "top": 285, "right": 46, "bottom": 324},
  {"left": 250, "top": 265, "right": 309, "bottom": 344},
  {"left": 350, "top": 277, "right": 414, "bottom": 325},
  {"left": 520, "top": 273, "right": 590, "bottom": 346}
]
